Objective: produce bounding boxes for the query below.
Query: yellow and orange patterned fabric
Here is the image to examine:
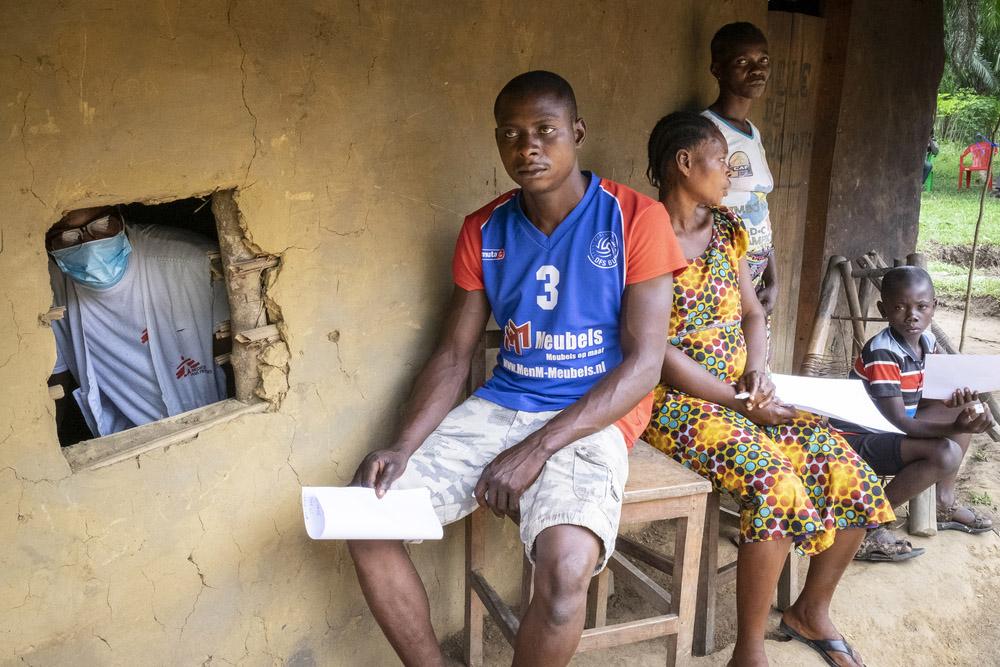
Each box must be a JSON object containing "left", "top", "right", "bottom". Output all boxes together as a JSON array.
[{"left": 642, "top": 208, "right": 894, "bottom": 555}]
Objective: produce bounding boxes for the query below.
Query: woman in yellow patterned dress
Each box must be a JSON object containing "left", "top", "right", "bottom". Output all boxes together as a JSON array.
[{"left": 644, "top": 112, "right": 894, "bottom": 667}]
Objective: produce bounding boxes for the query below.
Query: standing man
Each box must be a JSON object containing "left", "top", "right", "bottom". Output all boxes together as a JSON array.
[{"left": 347, "top": 71, "right": 685, "bottom": 665}]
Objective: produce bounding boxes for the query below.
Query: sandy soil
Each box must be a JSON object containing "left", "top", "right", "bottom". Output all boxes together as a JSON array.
[{"left": 446, "top": 306, "right": 1000, "bottom": 666}]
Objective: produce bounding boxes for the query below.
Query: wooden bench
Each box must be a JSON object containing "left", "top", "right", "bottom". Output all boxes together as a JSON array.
[{"left": 462, "top": 329, "right": 712, "bottom": 665}]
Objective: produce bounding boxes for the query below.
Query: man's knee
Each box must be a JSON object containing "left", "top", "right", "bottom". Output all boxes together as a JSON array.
[
  {"left": 929, "top": 438, "right": 963, "bottom": 472},
  {"left": 531, "top": 529, "right": 600, "bottom": 627}
]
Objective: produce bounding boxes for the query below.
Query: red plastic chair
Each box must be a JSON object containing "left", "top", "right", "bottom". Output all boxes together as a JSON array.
[{"left": 958, "top": 141, "right": 997, "bottom": 189}]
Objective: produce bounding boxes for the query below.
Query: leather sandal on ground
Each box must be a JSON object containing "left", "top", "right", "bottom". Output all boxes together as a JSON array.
[
  {"left": 778, "top": 619, "right": 866, "bottom": 667},
  {"left": 853, "top": 527, "right": 925, "bottom": 562},
  {"left": 937, "top": 504, "right": 993, "bottom": 534}
]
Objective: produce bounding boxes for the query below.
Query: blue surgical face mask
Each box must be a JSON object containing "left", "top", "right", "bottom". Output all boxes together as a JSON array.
[{"left": 49, "top": 229, "right": 133, "bottom": 289}]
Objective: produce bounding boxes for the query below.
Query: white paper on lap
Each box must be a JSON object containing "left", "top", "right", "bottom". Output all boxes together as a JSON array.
[
  {"left": 301, "top": 487, "right": 443, "bottom": 540},
  {"left": 770, "top": 374, "right": 904, "bottom": 434},
  {"left": 922, "top": 354, "right": 1000, "bottom": 400}
]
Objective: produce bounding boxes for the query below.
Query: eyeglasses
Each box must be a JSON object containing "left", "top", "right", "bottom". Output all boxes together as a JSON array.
[{"left": 47, "top": 215, "right": 123, "bottom": 251}]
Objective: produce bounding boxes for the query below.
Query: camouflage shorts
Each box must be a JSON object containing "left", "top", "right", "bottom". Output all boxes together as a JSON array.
[{"left": 393, "top": 396, "right": 628, "bottom": 573}]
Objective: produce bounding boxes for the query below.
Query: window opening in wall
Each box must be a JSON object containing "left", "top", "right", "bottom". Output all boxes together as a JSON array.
[{"left": 45, "top": 190, "right": 278, "bottom": 471}]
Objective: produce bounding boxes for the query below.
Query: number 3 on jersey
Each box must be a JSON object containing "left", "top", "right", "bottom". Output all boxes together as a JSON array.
[{"left": 536, "top": 265, "right": 560, "bottom": 310}]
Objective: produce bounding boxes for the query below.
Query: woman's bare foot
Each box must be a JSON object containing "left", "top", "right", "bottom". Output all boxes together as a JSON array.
[{"left": 781, "top": 607, "right": 863, "bottom": 667}]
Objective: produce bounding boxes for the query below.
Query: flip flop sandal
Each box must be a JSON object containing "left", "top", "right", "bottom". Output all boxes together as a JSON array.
[
  {"left": 937, "top": 504, "right": 993, "bottom": 534},
  {"left": 853, "top": 531, "right": 925, "bottom": 562},
  {"left": 779, "top": 619, "right": 866, "bottom": 667},
  {"left": 853, "top": 544, "right": 925, "bottom": 562}
]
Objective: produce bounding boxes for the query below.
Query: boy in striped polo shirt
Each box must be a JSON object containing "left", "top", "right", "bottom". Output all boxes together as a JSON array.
[{"left": 837, "top": 267, "right": 994, "bottom": 561}]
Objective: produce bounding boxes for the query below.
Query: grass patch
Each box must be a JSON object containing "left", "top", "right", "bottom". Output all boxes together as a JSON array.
[
  {"left": 919, "top": 140, "right": 1000, "bottom": 249},
  {"left": 928, "top": 260, "right": 1000, "bottom": 300},
  {"left": 920, "top": 141, "right": 1000, "bottom": 307},
  {"left": 968, "top": 490, "right": 994, "bottom": 506}
]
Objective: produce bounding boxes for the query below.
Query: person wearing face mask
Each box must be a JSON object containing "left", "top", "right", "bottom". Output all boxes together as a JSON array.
[{"left": 46, "top": 206, "right": 230, "bottom": 442}]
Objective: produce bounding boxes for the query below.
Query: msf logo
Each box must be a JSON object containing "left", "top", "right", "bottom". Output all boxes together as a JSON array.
[
  {"left": 175, "top": 356, "right": 210, "bottom": 379},
  {"left": 503, "top": 319, "right": 532, "bottom": 355}
]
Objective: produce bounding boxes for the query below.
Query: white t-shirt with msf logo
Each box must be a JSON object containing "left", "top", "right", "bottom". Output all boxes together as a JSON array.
[
  {"left": 702, "top": 110, "right": 774, "bottom": 256},
  {"left": 51, "top": 224, "right": 228, "bottom": 437}
]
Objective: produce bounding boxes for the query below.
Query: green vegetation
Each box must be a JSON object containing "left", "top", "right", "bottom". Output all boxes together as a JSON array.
[
  {"left": 907, "top": 2, "right": 1000, "bottom": 307},
  {"left": 928, "top": 261, "right": 1000, "bottom": 301},
  {"left": 967, "top": 490, "right": 994, "bottom": 506},
  {"left": 936, "top": 90, "right": 1000, "bottom": 143},
  {"left": 920, "top": 141, "right": 1000, "bottom": 308},
  {"left": 942, "top": 0, "right": 1000, "bottom": 95},
  {"left": 919, "top": 138, "right": 999, "bottom": 248}
]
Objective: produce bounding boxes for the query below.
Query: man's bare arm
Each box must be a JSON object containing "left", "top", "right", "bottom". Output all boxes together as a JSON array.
[{"left": 351, "top": 286, "right": 491, "bottom": 495}]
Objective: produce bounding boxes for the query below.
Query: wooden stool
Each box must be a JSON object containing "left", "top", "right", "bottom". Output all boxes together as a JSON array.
[
  {"left": 463, "top": 440, "right": 711, "bottom": 666},
  {"left": 615, "top": 488, "right": 800, "bottom": 657}
]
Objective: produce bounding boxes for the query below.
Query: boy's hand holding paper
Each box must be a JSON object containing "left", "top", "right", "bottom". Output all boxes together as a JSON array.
[{"left": 923, "top": 354, "right": 1000, "bottom": 400}]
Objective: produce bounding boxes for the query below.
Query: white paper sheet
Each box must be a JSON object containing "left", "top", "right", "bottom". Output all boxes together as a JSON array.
[
  {"left": 770, "top": 374, "right": 904, "bottom": 434},
  {"left": 301, "top": 487, "right": 443, "bottom": 540},
  {"left": 923, "top": 354, "right": 1000, "bottom": 400}
]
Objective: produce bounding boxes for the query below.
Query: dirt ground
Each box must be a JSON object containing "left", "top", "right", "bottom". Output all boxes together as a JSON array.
[{"left": 445, "top": 306, "right": 1000, "bottom": 666}]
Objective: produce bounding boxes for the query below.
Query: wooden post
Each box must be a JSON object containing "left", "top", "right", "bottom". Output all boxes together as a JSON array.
[
  {"left": 585, "top": 569, "right": 610, "bottom": 629},
  {"left": 857, "top": 251, "right": 881, "bottom": 317},
  {"left": 465, "top": 510, "right": 486, "bottom": 667},
  {"left": 211, "top": 190, "right": 268, "bottom": 402},
  {"left": 667, "top": 494, "right": 706, "bottom": 667},
  {"left": 800, "top": 256, "right": 844, "bottom": 376},
  {"left": 693, "top": 491, "right": 719, "bottom": 656},
  {"left": 908, "top": 484, "right": 938, "bottom": 537},
  {"left": 837, "top": 259, "right": 867, "bottom": 358},
  {"left": 960, "top": 114, "right": 1000, "bottom": 351}
]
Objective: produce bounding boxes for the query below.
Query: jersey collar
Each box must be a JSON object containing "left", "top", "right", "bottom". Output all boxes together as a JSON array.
[{"left": 514, "top": 171, "right": 600, "bottom": 250}]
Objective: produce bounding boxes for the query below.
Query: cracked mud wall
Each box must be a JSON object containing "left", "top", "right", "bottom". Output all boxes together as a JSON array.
[{"left": 0, "top": 1, "right": 760, "bottom": 664}]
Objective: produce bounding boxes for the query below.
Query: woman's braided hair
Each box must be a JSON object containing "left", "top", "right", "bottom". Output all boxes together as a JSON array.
[{"left": 646, "top": 111, "right": 722, "bottom": 190}]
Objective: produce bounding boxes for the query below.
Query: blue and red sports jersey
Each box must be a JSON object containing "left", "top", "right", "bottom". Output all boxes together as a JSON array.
[{"left": 452, "top": 172, "right": 686, "bottom": 445}]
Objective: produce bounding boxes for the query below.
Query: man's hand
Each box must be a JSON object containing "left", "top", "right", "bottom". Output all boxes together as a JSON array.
[
  {"left": 350, "top": 449, "right": 410, "bottom": 498},
  {"left": 756, "top": 284, "right": 778, "bottom": 315},
  {"left": 736, "top": 370, "right": 775, "bottom": 410},
  {"left": 474, "top": 442, "right": 548, "bottom": 518},
  {"left": 740, "top": 400, "right": 796, "bottom": 427}
]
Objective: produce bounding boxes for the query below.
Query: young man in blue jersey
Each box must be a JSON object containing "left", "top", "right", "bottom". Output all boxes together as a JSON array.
[{"left": 347, "top": 71, "right": 686, "bottom": 665}]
